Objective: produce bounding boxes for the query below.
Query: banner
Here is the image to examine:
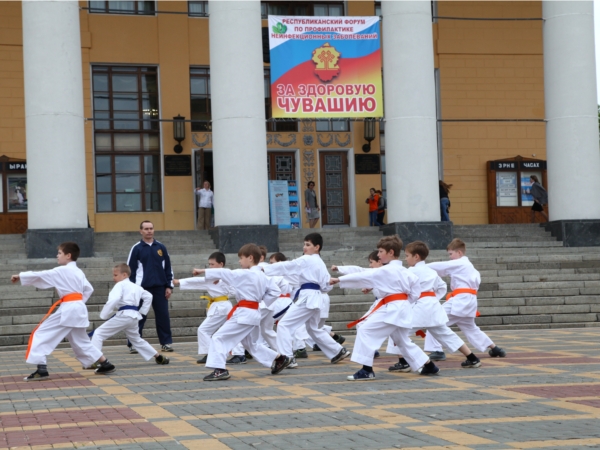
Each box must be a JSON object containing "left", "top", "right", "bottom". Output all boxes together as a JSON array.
[
  {"left": 268, "top": 16, "right": 383, "bottom": 118},
  {"left": 268, "top": 180, "right": 291, "bottom": 229}
]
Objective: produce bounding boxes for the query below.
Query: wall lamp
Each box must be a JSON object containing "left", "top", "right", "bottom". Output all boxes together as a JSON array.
[
  {"left": 173, "top": 115, "right": 185, "bottom": 153},
  {"left": 362, "top": 118, "right": 376, "bottom": 153}
]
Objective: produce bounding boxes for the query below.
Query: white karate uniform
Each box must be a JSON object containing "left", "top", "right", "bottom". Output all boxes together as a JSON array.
[
  {"left": 91, "top": 279, "right": 158, "bottom": 361},
  {"left": 385, "top": 261, "right": 464, "bottom": 355},
  {"left": 424, "top": 257, "right": 494, "bottom": 352},
  {"left": 204, "top": 266, "right": 280, "bottom": 370},
  {"left": 259, "top": 275, "right": 293, "bottom": 352},
  {"left": 264, "top": 254, "right": 342, "bottom": 359},
  {"left": 20, "top": 262, "right": 102, "bottom": 367},
  {"left": 176, "top": 277, "right": 243, "bottom": 356},
  {"left": 339, "top": 260, "right": 429, "bottom": 371}
]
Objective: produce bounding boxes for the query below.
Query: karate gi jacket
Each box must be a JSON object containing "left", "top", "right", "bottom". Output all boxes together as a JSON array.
[
  {"left": 102, "top": 278, "right": 153, "bottom": 321},
  {"left": 179, "top": 277, "right": 234, "bottom": 317},
  {"left": 409, "top": 261, "right": 449, "bottom": 328},
  {"left": 427, "top": 257, "right": 480, "bottom": 318}
]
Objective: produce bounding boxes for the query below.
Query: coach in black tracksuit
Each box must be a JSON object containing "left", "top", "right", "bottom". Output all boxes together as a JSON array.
[{"left": 127, "top": 220, "right": 174, "bottom": 352}]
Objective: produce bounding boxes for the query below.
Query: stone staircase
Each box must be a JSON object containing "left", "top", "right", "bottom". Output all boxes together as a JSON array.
[{"left": 0, "top": 224, "right": 599, "bottom": 352}]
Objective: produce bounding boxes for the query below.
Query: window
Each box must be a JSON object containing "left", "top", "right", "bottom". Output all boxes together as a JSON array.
[
  {"left": 89, "top": 1, "right": 155, "bottom": 15},
  {"left": 315, "top": 119, "right": 349, "bottom": 132},
  {"left": 264, "top": 69, "right": 297, "bottom": 132},
  {"left": 261, "top": 2, "right": 344, "bottom": 18},
  {"left": 190, "top": 68, "right": 211, "bottom": 132},
  {"left": 188, "top": 1, "right": 208, "bottom": 17},
  {"left": 375, "top": 2, "right": 381, "bottom": 16},
  {"left": 92, "top": 66, "right": 161, "bottom": 213}
]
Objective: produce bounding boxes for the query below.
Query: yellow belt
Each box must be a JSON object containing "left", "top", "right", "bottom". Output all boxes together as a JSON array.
[{"left": 201, "top": 295, "right": 229, "bottom": 309}]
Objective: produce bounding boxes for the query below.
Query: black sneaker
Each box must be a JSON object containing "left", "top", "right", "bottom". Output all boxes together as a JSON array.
[
  {"left": 129, "top": 347, "right": 138, "bottom": 354},
  {"left": 388, "top": 362, "right": 411, "bottom": 372},
  {"left": 347, "top": 368, "right": 376, "bottom": 381},
  {"left": 313, "top": 344, "right": 321, "bottom": 352},
  {"left": 94, "top": 361, "right": 116, "bottom": 375},
  {"left": 461, "top": 358, "right": 481, "bottom": 368},
  {"left": 24, "top": 370, "right": 49, "bottom": 382},
  {"left": 374, "top": 351, "right": 380, "bottom": 358},
  {"left": 197, "top": 355, "right": 208, "bottom": 364},
  {"left": 203, "top": 369, "right": 230, "bottom": 381},
  {"left": 155, "top": 355, "right": 169, "bottom": 365},
  {"left": 244, "top": 350, "right": 253, "bottom": 360},
  {"left": 428, "top": 351, "right": 446, "bottom": 361},
  {"left": 331, "top": 348, "right": 351, "bottom": 364},
  {"left": 227, "top": 355, "right": 247, "bottom": 365},
  {"left": 333, "top": 334, "right": 346, "bottom": 345},
  {"left": 161, "top": 344, "right": 174, "bottom": 353},
  {"left": 294, "top": 348, "right": 308, "bottom": 359},
  {"left": 419, "top": 363, "right": 440, "bottom": 376},
  {"left": 488, "top": 346, "right": 506, "bottom": 358},
  {"left": 271, "top": 355, "right": 292, "bottom": 374}
]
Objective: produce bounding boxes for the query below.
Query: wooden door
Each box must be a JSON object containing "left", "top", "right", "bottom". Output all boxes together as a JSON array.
[
  {"left": 319, "top": 151, "right": 349, "bottom": 225},
  {"left": 267, "top": 152, "right": 296, "bottom": 180}
]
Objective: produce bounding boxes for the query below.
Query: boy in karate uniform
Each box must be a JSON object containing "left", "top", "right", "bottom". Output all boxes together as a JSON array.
[
  {"left": 264, "top": 233, "right": 350, "bottom": 367},
  {"left": 11, "top": 242, "right": 115, "bottom": 381},
  {"left": 330, "top": 236, "right": 439, "bottom": 381},
  {"left": 385, "top": 241, "right": 481, "bottom": 371},
  {"left": 194, "top": 244, "right": 291, "bottom": 381},
  {"left": 173, "top": 252, "right": 244, "bottom": 364},
  {"left": 425, "top": 239, "right": 506, "bottom": 360},
  {"left": 90, "top": 264, "right": 169, "bottom": 366}
]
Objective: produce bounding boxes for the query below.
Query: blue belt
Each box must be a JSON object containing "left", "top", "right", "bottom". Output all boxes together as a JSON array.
[
  {"left": 293, "top": 283, "right": 321, "bottom": 301},
  {"left": 273, "top": 302, "right": 293, "bottom": 319},
  {"left": 119, "top": 305, "right": 140, "bottom": 311}
]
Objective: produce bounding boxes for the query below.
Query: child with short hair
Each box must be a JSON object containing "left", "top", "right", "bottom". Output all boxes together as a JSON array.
[
  {"left": 330, "top": 236, "right": 439, "bottom": 380},
  {"left": 11, "top": 242, "right": 115, "bottom": 380},
  {"left": 264, "top": 233, "right": 350, "bottom": 367},
  {"left": 194, "top": 244, "right": 291, "bottom": 381},
  {"left": 425, "top": 238, "right": 506, "bottom": 360},
  {"left": 386, "top": 241, "right": 481, "bottom": 371},
  {"left": 90, "top": 264, "right": 169, "bottom": 366}
]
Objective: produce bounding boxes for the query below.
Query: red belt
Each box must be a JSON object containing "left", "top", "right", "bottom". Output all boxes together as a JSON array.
[
  {"left": 26, "top": 293, "right": 83, "bottom": 360},
  {"left": 347, "top": 293, "right": 408, "bottom": 329},
  {"left": 280, "top": 294, "right": 291, "bottom": 298},
  {"left": 227, "top": 300, "right": 259, "bottom": 320}
]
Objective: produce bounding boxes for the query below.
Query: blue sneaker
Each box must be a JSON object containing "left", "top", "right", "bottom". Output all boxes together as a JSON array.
[
  {"left": 419, "top": 363, "right": 440, "bottom": 376},
  {"left": 347, "top": 368, "right": 376, "bottom": 381},
  {"left": 374, "top": 351, "right": 380, "bottom": 358}
]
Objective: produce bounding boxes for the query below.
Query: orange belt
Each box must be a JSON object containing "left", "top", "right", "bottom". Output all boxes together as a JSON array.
[
  {"left": 25, "top": 293, "right": 83, "bottom": 360},
  {"left": 347, "top": 293, "right": 408, "bottom": 329},
  {"left": 280, "top": 294, "right": 291, "bottom": 298},
  {"left": 446, "top": 288, "right": 480, "bottom": 317},
  {"left": 227, "top": 300, "right": 259, "bottom": 320},
  {"left": 419, "top": 291, "right": 436, "bottom": 298}
]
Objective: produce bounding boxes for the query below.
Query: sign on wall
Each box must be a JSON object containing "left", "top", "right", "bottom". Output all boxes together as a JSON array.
[
  {"left": 268, "top": 180, "right": 292, "bottom": 229},
  {"left": 268, "top": 16, "right": 383, "bottom": 118}
]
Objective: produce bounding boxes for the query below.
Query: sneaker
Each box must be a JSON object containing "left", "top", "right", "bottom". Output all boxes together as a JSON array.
[
  {"left": 129, "top": 347, "right": 138, "bottom": 354},
  {"left": 428, "top": 351, "right": 446, "bottom": 361},
  {"left": 155, "top": 355, "right": 169, "bottom": 365},
  {"left": 294, "top": 348, "right": 308, "bottom": 359},
  {"left": 83, "top": 362, "right": 98, "bottom": 370},
  {"left": 286, "top": 357, "right": 298, "bottom": 369},
  {"left": 419, "top": 363, "right": 440, "bottom": 376},
  {"left": 244, "top": 350, "right": 253, "bottom": 360},
  {"left": 488, "top": 346, "right": 506, "bottom": 358},
  {"left": 197, "top": 355, "right": 208, "bottom": 364},
  {"left": 347, "top": 368, "right": 376, "bottom": 381},
  {"left": 374, "top": 351, "right": 380, "bottom": 358},
  {"left": 331, "top": 347, "right": 351, "bottom": 364},
  {"left": 161, "top": 344, "right": 174, "bottom": 353},
  {"left": 203, "top": 369, "right": 230, "bottom": 381},
  {"left": 226, "top": 355, "right": 247, "bottom": 365},
  {"left": 271, "top": 355, "right": 292, "bottom": 374},
  {"left": 461, "top": 358, "right": 481, "bottom": 369},
  {"left": 333, "top": 334, "right": 346, "bottom": 345},
  {"left": 312, "top": 344, "right": 321, "bottom": 352},
  {"left": 94, "top": 361, "right": 116, "bottom": 375},
  {"left": 388, "top": 362, "right": 411, "bottom": 372},
  {"left": 24, "top": 370, "right": 49, "bottom": 382}
]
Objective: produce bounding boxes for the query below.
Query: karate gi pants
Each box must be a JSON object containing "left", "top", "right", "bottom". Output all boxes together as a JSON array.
[
  {"left": 198, "top": 314, "right": 244, "bottom": 356},
  {"left": 351, "top": 309, "right": 429, "bottom": 371},
  {"left": 387, "top": 325, "right": 464, "bottom": 355},
  {"left": 92, "top": 316, "right": 157, "bottom": 361},
  {"left": 26, "top": 313, "right": 101, "bottom": 367},
  {"left": 206, "top": 319, "right": 277, "bottom": 370},
  {"left": 259, "top": 308, "right": 278, "bottom": 351},
  {"left": 131, "top": 286, "right": 172, "bottom": 346},
  {"left": 276, "top": 303, "right": 342, "bottom": 359},
  {"left": 305, "top": 320, "right": 331, "bottom": 348},
  {"left": 425, "top": 312, "right": 493, "bottom": 353}
]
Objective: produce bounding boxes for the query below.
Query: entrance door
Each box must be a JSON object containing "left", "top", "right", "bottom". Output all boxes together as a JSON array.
[
  {"left": 267, "top": 152, "right": 295, "bottom": 180},
  {"left": 319, "top": 151, "right": 349, "bottom": 226}
]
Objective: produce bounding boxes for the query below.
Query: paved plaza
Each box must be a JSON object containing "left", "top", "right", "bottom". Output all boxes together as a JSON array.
[{"left": 1, "top": 329, "right": 600, "bottom": 450}]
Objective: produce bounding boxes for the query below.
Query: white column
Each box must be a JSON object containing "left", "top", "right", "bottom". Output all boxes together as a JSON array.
[
  {"left": 543, "top": 1, "right": 600, "bottom": 221},
  {"left": 209, "top": 0, "right": 269, "bottom": 226},
  {"left": 22, "top": 1, "right": 88, "bottom": 229},
  {"left": 381, "top": 1, "right": 440, "bottom": 223}
]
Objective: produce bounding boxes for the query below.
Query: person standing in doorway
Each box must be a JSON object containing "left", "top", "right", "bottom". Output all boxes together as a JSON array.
[
  {"left": 376, "top": 189, "right": 386, "bottom": 225},
  {"left": 530, "top": 175, "right": 549, "bottom": 223},
  {"left": 366, "top": 188, "right": 380, "bottom": 226},
  {"left": 127, "top": 221, "right": 174, "bottom": 353},
  {"left": 439, "top": 180, "right": 452, "bottom": 222},
  {"left": 305, "top": 181, "right": 320, "bottom": 228},
  {"left": 195, "top": 181, "right": 213, "bottom": 230}
]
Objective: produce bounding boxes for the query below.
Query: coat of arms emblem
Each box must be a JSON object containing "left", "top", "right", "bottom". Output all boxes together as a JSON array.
[{"left": 311, "top": 43, "right": 341, "bottom": 82}]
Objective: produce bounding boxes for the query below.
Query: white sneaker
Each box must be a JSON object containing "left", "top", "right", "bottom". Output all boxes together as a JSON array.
[{"left": 286, "top": 357, "right": 298, "bottom": 369}]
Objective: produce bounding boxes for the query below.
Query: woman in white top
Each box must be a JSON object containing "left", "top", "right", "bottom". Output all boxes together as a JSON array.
[{"left": 195, "top": 180, "right": 214, "bottom": 230}]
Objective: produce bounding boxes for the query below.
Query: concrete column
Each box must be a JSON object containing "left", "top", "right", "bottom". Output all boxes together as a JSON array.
[
  {"left": 22, "top": 1, "right": 92, "bottom": 257},
  {"left": 209, "top": 0, "right": 269, "bottom": 227},
  {"left": 381, "top": 1, "right": 440, "bottom": 223},
  {"left": 543, "top": 1, "right": 600, "bottom": 221}
]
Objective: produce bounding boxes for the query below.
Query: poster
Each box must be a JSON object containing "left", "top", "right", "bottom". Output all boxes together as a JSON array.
[
  {"left": 7, "top": 175, "right": 27, "bottom": 212},
  {"left": 520, "top": 171, "right": 542, "bottom": 207},
  {"left": 268, "top": 15, "right": 383, "bottom": 118},
  {"left": 268, "top": 180, "right": 291, "bottom": 229},
  {"left": 496, "top": 172, "right": 518, "bottom": 207},
  {"left": 288, "top": 181, "right": 300, "bottom": 229}
]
